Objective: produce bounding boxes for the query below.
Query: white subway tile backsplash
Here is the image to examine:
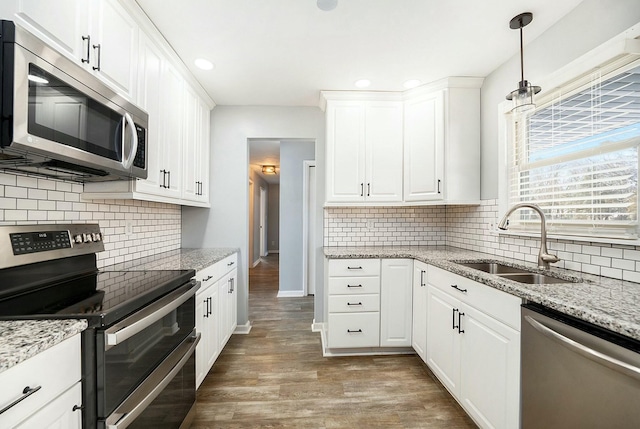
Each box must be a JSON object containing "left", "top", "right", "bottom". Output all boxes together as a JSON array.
[
  {"left": 325, "top": 199, "right": 640, "bottom": 282},
  {"left": 0, "top": 172, "right": 181, "bottom": 269}
]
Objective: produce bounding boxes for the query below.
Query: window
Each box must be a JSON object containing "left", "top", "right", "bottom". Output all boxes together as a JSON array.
[{"left": 507, "top": 59, "right": 640, "bottom": 239}]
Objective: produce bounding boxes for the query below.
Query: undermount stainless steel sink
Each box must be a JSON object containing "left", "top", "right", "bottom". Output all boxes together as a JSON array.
[
  {"left": 457, "top": 262, "right": 526, "bottom": 275},
  {"left": 456, "top": 261, "right": 578, "bottom": 284}
]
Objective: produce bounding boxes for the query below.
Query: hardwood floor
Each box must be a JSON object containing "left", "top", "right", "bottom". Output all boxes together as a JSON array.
[{"left": 192, "top": 253, "right": 476, "bottom": 428}]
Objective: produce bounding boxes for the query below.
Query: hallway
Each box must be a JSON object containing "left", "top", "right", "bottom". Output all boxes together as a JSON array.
[{"left": 192, "top": 254, "right": 476, "bottom": 428}]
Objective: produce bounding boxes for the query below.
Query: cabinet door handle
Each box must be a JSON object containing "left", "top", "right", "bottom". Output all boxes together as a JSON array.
[
  {"left": 360, "top": 183, "right": 364, "bottom": 197},
  {"left": 0, "top": 385, "right": 42, "bottom": 415},
  {"left": 347, "top": 266, "right": 362, "bottom": 270},
  {"left": 347, "top": 329, "right": 363, "bottom": 333},
  {"left": 437, "top": 179, "right": 441, "bottom": 194},
  {"left": 92, "top": 43, "right": 101, "bottom": 71},
  {"left": 160, "top": 170, "right": 166, "bottom": 188},
  {"left": 347, "top": 284, "right": 362, "bottom": 288},
  {"left": 420, "top": 270, "right": 426, "bottom": 287},
  {"left": 451, "top": 284, "right": 468, "bottom": 293},
  {"left": 208, "top": 297, "right": 213, "bottom": 316},
  {"left": 367, "top": 183, "right": 370, "bottom": 196},
  {"left": 167, "top": 171, "right": 171, "bottom": 189},
  {"left": 458, "top": 311, "right": 465, "bottom": 334},
  {"left": 452, "top": 308, "right": 458, "bottom": 330},
  {"left": 203, "top": 299, "right": 209, "bottom": 318},
  {"left": 81, "top": 35, "right": 91, "bottom": 63},
  {"left": 347, "top": 302, "right": 362, "bottom": 306}
]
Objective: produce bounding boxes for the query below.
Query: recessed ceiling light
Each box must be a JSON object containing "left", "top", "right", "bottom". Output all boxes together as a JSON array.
[
  {"left": 317, "top": 0, "right": 338, "bottom": 11},
  {"left": 194, "top": 58, "right": 214, "bottom": 70},
  {"left": 403, "top": 79, "right": 422, "bottom": 89},
  {"left": 354, "top": 79, "right": 371, "bottom": 88}
]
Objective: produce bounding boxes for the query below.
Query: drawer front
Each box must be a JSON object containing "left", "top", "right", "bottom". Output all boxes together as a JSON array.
[
  {"left": 0, "top": 335, "right": 81, "bottom": 428},
  {"left": 328, "top": 294, "right": 380, "bottom": 313},
  {"left": 220, "top": 253, "right": 238, "bottom": 275},
  {"left": 196, "top": 264, "right": 219, "bottom": 290},
  {"left": 429, "top": 265, "right": 522, "bottom": 330},
  {"left": 328, "top": 276, "right": 380, "bottom": 295},
  {"left": 328, "top": 313, "right": 380, "bottom": 348},
  {"left": 328, "top": 259, "right": 380, "bottom": 277}
]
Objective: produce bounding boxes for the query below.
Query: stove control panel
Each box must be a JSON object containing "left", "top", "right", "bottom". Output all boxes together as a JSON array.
[{"left": 0, "top": 224, "right": 105, "bottom": 269}]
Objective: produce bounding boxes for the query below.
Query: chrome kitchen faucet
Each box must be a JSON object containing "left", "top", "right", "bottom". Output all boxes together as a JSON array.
[{"left": 498, "top": 203, "right": 560, "bottom": 270}]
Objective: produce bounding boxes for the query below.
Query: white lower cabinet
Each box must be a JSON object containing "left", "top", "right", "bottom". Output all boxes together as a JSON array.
[
  {"left": 380, "top": 259, "right": 413, "bottom": 347},
  {"left": 411, "top": 260, "right": 429, "bottom": 362},
  {"left": 0, "top": 335, "right": 82, "bottom": 429},
  {"left": 425, "top": 265, "right": 521, "bottom": 429},
  {"left": 195, "top": 252, "right": 238, "bottom": 389},
  {"left": 326, "top": 258, "right": 413, "bottom": 351}
]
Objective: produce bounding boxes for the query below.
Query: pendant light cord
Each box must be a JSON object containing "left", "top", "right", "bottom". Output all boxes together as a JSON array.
[{"left": 519, "top": 25, "right": 525, "bottom": 85}]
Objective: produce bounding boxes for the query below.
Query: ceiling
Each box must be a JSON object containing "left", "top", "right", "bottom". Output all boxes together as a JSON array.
[
  {"left": 249, "top": 140, "right": 281, "bottom": 184},
  {"left": 135, "top": 0, "right": 583, "bottom": 107}
]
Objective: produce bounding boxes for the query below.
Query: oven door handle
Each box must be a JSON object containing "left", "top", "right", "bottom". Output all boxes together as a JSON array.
[
  {"left": 104, "top": 281, "right": 199, "bottom": 350},
  {"left": 105, "top": 332, "right": 200, "bottom": 429}
]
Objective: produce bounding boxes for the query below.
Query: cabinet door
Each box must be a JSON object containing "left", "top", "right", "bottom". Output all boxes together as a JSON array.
[
  {"left": 182, "top": 84, "right": 200, "bottom": 201},
  {"left": 89, "top": 0, "right": 138, "bottom": 98},
  {"left": 459, "top": 304, "right": 520, "bottom": 429},
  {"left": 380, "top": 259, "right": 413, "bottom": 347},
  {"left": 134, "top": 33, "right": 165, "bottom": 196},
  {"left": 197, "top": 97, "right": 211, "bottom": 202},
  {"left": 426, "top": 285, "right": 461, "bottom": 396},
  {"left": 403, "top": 91, "right": 444, "bottom": 201},
  {"left": 411, "top": 261, "right": 428, "bottom": 362},
  {"left": 10, "top": 0, "right": 89, "bottom": 63},
  {"left": 326, "top": 102, "right": 366, "bottom": 202},
  {"left": 159, "top": 62, "right": 184, "bottom": 199},
  {"left": 195, "top": 289, "right": 208, "bottom": 388},
  {"left": 218, "top": 276, "right": 230, "bottom": 350},
  {"left": 365, "top": 102, "right": 403, "bottom": 202},
  {"left": 16, "top": 383, "right": 82, "bottom": 429},
  {"left": 228, "top": 268, "right": 238, "bottom": 334}
]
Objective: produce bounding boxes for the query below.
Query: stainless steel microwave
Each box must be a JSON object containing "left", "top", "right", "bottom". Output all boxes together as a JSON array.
[{"left": 0, "top": 20, "right": 147, "bottom": 182}]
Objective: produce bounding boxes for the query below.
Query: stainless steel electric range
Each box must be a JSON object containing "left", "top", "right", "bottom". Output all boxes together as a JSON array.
[{"left": 0, "top": 224, "right": 200, "bottom": 429}]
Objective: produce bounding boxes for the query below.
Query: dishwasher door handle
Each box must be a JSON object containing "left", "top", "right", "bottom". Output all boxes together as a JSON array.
[{"left": 524, "top": 315, "right": 640, "bottom": 381}]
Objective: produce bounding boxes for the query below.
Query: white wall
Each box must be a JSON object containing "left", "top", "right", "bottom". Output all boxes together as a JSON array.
[
  {"left": 480, "top": 0, "right": 640, "bottom": 199},
  {"left": 181, "top": 106, "right": 326, "bottom": 327},
  {"left": 268, "top": 184, "right": 280, "bottom": 252},
  {"left": 279, "top": 140, "right": 315, "bottom": 293}
]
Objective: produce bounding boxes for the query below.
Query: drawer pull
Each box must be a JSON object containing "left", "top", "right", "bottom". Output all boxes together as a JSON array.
[
  {"left": 0, "top": 385, "right": 42, "bottom": 415},
  {"left": 203, "top": 275, "right": 213, "bottom": 282},
  {"left": 347, "top": 284, "right": 363, "bottom": 288},
  {"left": 73, "top": 404, "right": 84, "bottom": 412},
  {"left": 347, "top": 302, "right": 362, "bottom": 306},
  {"left": 347, "top": 266, "right": 363, "bottom": 270},
  {"left": 347, "top": 329, "right": 363, "bottom": 333},
  {"left": 227, "top": 261, "right": 235, "bottom": 266},
  {"left": 451, "top": 284, "right": 468, "bottom": 293}
]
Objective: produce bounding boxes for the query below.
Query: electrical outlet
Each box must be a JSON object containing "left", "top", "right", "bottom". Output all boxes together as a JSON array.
[
  {"left": 366, "top": 219, "right": 375, "bottom": 230},
  {"left": 125, "top": 221, "right": 133, "bottom": 235}
]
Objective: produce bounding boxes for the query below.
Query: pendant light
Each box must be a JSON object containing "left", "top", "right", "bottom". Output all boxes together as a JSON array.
[{"left": 506, "top": 12, "right": 540, "bottom": 113}]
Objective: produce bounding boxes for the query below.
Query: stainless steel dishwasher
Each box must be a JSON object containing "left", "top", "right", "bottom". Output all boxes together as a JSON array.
[{"left": 521, "top": 304, "right": 640, "bottom": 429}]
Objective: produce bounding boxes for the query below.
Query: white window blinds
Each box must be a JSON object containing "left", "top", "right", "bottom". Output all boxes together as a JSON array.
[{"left": 508, "top": 60, "right": 640, "bottom": 239}]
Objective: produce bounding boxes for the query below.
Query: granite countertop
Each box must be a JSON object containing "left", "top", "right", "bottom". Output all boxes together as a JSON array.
[
  {"left": 324, "top": 246, "right": 640, "bottom": 342},
  {"left": 105, "top": 247, "right": 239, "bottom": 272},
  {"left": 0, "top": 319, "right": 88, "bottom": 374}
]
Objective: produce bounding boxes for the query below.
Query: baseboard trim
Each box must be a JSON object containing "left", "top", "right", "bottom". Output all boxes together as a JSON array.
[
  {"left": 311, "top": 320, "right": 324, "bottom": 333},
  {"left": 276, "top": 290, "right": 305, "bottom": 298},
  {"left": 252, "top": 258, "right": 261, "bottom": 268},
  {"left": 268, "top": 250, "right": 280, "bottom": 253},
  {"left": 234, "top": 321, "right": 252, "bottom": 334}
]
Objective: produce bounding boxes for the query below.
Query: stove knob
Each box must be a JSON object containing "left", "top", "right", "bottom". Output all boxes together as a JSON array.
[
  {"left": 83, "top": 233, "right": 93, "bottom": 243},
  {"left": 74, "top": 234, "right": 83, "bottom": 244},
  {"left": 92, "top": 233, "right": 102, "bottom": 242}
]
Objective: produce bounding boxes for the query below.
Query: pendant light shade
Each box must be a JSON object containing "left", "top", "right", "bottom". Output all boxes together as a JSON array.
[{"left": 506, "top": 12, "right": 541, "bottom": 113}]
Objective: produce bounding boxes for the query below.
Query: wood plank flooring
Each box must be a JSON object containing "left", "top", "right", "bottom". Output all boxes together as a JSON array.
[{"left": 192, "top": 254, "right": 477, "bottom": 428}]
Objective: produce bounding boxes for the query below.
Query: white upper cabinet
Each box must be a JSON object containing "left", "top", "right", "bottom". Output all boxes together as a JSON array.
[
  {"left": 403, "top": 78, "right": 483, "bottom": 204},
  {"left": 182, "top": 85, "right": 210, "bottom": 204},
  {"left": 4, "top": 0, "right": 138, "bottom": 99},
  {"left": 324, "top": 94, "right": 403, "bottom": 204},
  {"left": 403, "top": 91, "right": 444, "bottom": 201},
  {"left": 89, "top": 0, "right": 138, "bottom": 98}
]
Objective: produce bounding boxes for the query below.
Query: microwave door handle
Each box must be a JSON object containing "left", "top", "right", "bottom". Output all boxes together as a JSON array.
[{"left": 121, "top": 112, "right": 138, "bottom": 170}]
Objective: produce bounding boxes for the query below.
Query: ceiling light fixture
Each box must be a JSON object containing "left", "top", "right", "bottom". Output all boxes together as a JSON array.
[
  {"left": 262, "top": 165, "right": 277, "bottom": 174},
  {"left": 317, "top": 0, "right": 338, "bottom": 11},
  {"left": 506, "top": 12, "right": 541, "bottom": 113},
  {"left": 403, "top": 79, "right": 422, "bottom": 89},
  {"left": 194, "top": 58, "right": 214, "bottom": 70},
  {"left": 354, "top": 79, "right": 371, "bottom": 88}
]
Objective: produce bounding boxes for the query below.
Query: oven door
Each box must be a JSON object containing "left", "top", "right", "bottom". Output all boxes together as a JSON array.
[{"left": 95, "top": 281, "right": 197, "bottom": 421}]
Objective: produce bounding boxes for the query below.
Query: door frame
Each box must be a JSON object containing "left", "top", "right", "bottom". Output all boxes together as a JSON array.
[
  {"left": 259, "top": 186, "right": 267, "bottom": 257},
  {"left": 302, "top": 160, "right": 316, "bottom": 296}
]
